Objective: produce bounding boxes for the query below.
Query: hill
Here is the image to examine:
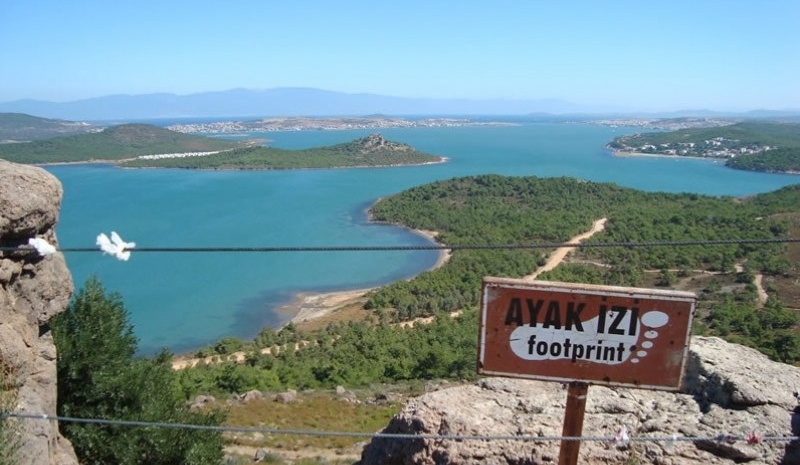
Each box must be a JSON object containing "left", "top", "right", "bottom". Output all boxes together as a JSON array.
[
  {"left": 607, "top": 121, "right": 800, "bottom": 173},
  {"left": 119, "top": 133, "right": 444, "bottom": 169},
  {"left": 170, "top": 175, "right": 800, "bottom": 462},
  {"left": 0, "top": 123, "right": 243, "bottom": 164},
  {"left": 0, "top": 88, "right": 596, "bottom": 120},
  {"left": 175, "top": 176, "right": 800, "bottom": 396},
  {"left": 0, "top": 112, "right": 99, "bottom": 142}
]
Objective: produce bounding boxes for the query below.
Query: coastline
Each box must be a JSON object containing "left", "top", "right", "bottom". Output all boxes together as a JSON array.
[
  {"left": 609, "top": 148, "right": 716, "bottom": 162},
  {"left": 40, "top": 156, "right": 449, "bottom": 171},
  {"left": 610, "top": 150, "right": 800, "bottom": 175},
  {"left": 281, "top": 228, "right": 450, "bottom": 326}
]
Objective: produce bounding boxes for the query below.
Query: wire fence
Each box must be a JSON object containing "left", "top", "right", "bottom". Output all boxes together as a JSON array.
[
  {"left": 3, "top": 236, "right": 800, "bottom": 255},
  {"left": 3, "top": 235, "right": 799, "bottom": 454},
  {"left": 2, "top": 412, "right": 797, "bottom": 444}
]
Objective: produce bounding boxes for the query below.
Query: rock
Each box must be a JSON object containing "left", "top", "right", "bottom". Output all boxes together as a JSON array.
[
  {"left": 335, "top": 385, "right": 358, "bottom": 403},
  {"left": 187, "top": 394, "right": 216, "bottom": 410},
  {"left": 275, "top": 389, "right": 297, "bottom": 403},
  {"left": 371, "top": 392, "right": 403, "bottom": 405},
  {"left": 253, "top": 447, "right": 269, "bottom": 462},
  {"left": 239, "top": 390, "right": 264, "bottom": 402},
  {"left": 0, "top": 160, "right": 78, "bottom": 465},
  {"left": 358, "top": 337, "right": 797, "bottom": 465},
  {"left": 684, "top": 336, "right": 800, "bottom": 409}
]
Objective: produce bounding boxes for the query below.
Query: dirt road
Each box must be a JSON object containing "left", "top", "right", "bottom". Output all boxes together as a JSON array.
[{"left": 523, "top": 218, "right": 607, "bottom": 280}]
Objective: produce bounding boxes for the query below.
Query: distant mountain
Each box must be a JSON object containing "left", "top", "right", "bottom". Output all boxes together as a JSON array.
[
  {"left": 0, "top": 88, "right": 602, "bottom": 121},
  {"left": 0, "top": 112, "right": 99, "bottom": 142},
  {"left": 0, "top": 123, "right": 242, "bottom": 164}
]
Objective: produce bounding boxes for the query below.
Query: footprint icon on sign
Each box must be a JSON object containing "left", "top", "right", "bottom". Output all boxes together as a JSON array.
[{"left": 509, "top": 309, "right": 670, "bottom": 365}]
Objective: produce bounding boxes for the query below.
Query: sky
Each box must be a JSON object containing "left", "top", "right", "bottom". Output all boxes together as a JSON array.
[{"left": 1, "top": 0, "right": 799, "bottom": 112}]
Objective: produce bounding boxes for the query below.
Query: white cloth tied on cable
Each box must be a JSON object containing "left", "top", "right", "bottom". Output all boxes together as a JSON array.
[
  {"left": 96, "top": 231, "right": 136, "bottom": 261},
  {"left": 28, "top": 237, "right": 57, "bottom": 256}
]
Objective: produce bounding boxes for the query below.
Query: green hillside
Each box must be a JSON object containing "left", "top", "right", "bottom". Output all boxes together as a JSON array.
[
  {"left": 177, "top": 176, "right": 800, "bottom": 399},
  {"left": 119, "top": 133, "right": 443, "bottom": 169},
  {"left": 608, "top": 121, "right": 800, "bottom": 173},
  {"left": 0, "top": 112, "right": 99, "bottom": 142},
  {"left": 0, "top": 123, "right": 243, "bottom": 164}
]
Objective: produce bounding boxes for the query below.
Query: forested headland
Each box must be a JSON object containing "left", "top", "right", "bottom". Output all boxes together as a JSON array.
[
  {"left": 49, "top": 174, "right": 800, "bottom": 462},
  {"left": 0, "top": 123, "right": 242, "bottom": 164},
  {"left": 0, "top": 112, "right": 99, "bottom": 142},
  {"left": 170, "top": 175, "right": 800, "bottom": 396},
  {"left": 120, "top": 133, "right": 443, "bottom": 169},
  {"left": 0, "top": 123, "right": 443, "bottom": 169},
  {"left": 607, "top": 121, "right": 800, "bottom": 173}
]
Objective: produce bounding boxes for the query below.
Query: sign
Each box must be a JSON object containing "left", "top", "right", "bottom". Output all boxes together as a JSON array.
[{"left": 478, "top": 277, "right": 696, "bottom": 391}]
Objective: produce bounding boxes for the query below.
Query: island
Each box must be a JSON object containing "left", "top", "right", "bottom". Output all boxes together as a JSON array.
[
  {"left": 606, "top": 121, "right": 800, "bottom": 174},
  {"left": 0, "top": 122, "right": 445, "bottom": 169},
  {"left": 120, "top": 133, "right": 443, "bottom": 169}
]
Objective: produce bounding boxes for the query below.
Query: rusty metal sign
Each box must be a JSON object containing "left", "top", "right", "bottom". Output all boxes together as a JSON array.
[{"left": 478, "top": 277, "right": 696, "bottom": 391}]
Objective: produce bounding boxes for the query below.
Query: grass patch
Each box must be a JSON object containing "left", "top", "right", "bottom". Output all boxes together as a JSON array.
[{"left": 223, "top": 389, "right": 403, "bottom": 451}]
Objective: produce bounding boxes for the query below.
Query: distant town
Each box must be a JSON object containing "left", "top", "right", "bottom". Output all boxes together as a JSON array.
[
  {"left": 612, "top": 136, "right": 773, "bottom": 158},
  {"left": 166, "top": 116, "right": 516, "bottom": 134},
  {"left": 605, "top": 120, "right": 794, "bottom": 160},
  {"left": 586, "top": 117, "right": 737, "bottom": 131}
]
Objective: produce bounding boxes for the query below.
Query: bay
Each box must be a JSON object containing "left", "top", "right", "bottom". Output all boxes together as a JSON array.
[{"left": 44, "top": 123, "right": 800, "bottom": 354}]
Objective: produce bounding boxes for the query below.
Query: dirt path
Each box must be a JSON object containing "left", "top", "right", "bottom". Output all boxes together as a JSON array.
[
  {"left": 173, "top": 218, "right": 611, "bottom": 369},
  {"left": 754, "top": 274, "right": 769, "bottom": 306},
  {"left": 523, "top": 218, "right": 607, "bottom": 280},
  {"left": 400, "top": 218, "right": 608, "bottom": 329}
]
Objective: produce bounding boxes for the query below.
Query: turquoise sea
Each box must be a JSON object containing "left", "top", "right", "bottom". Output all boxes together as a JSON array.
[{"left": 44, "top": 123, "right": 800, "bottom": 354}]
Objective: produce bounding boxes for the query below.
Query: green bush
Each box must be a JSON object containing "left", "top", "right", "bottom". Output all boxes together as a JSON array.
[{"left": 52, "top": 277, "right": 226, "bottom": 465}]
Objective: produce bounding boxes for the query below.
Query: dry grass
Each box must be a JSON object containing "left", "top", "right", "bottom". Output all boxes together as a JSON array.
[
  {"left": 223, "top": 389, "right": 404, "bottom": 452},
  {"left": 293, "top": 302, "right": 375, "bottom": 333},
  {"left": 770, "top": 213, "right": 800, "bottom": 310}
]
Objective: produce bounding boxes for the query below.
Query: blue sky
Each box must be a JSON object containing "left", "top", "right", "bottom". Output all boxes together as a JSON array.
[{"left": 1, "top": 0, "right": 798, "bottom": 111}]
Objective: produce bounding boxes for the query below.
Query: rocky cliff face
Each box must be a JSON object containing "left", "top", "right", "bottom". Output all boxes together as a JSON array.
[
  {"left": 0, "top": 159, "right": 78, "bottom": 464},
  {"left": 359, "top": 337, "right": 800, "bottom": 465}
]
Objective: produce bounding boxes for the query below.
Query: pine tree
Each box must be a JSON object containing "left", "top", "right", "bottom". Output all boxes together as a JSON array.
[{"left": 52, "top": 276, "right": 225, "bottom": 465}]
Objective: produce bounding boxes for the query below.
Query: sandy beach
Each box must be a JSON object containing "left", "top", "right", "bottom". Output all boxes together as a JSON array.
[
  {"left": 280, "top": 228, "right": 450, "bottom": 326},
  {"left": 171, "top": 219, "right": 607, "bottom": 369}
]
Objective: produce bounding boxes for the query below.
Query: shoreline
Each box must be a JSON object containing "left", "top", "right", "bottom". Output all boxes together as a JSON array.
[
  {"left": 280, "top": 228, "right": 450, "bottom": 326},
  {"left": 38, "top": 156, "right": 449, "bottom": 171},
  {"left": 608, "top": 148, "right": 717, "bottom": 161},
  {"left": 609, "top": 150, "right": 800, "bottom": 175}
]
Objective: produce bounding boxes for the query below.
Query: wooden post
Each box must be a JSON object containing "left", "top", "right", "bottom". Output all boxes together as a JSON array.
[{"left": 558, "top": 382, "right": 588, "bottom": 465}]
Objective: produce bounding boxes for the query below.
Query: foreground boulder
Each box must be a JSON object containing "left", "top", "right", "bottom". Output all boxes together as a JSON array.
[
  {"left": 0, "top": 159, "right": 78, "bottom": 464},
  {"left": 359, "top": 337, "right": 799, "bottom": 464}
]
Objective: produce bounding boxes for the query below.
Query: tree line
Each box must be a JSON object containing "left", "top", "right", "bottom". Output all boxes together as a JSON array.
[
  {"left": 367, "top": 175, "right": 795, "bottom": 320},
  {"left": 121, "top": 135, "right": 441, "bottom": 169},
  {"left": 43, "top": 175, "right": 800, "bottom": 463}
]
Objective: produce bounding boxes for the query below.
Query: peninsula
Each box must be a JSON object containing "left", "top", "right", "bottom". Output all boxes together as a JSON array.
[
  {"left": 120, "top": 133, "right": 444, "bottom": 169},
  {"left": 0, "top": 121, "right": 445, "bottom": 169},
  {"left": 0, "top": 123, "right": 243, "bottom": 164},
  {"left": 607, "top": 121, "right": 800, "bottom": 174},
  {"left": 0, "top": 112, "right": 100, "bottom": 142}
]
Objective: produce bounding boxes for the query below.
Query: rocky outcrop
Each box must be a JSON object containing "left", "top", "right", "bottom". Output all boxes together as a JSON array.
[
  {"left": 356, "top": 133, "right": 412, "bottom": 153},
  {"left": 0, "top": 159, "right": 78, "bottom": 464},
  {"left": 359, "top": 337, "right": 800, "bottom": 465}
]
